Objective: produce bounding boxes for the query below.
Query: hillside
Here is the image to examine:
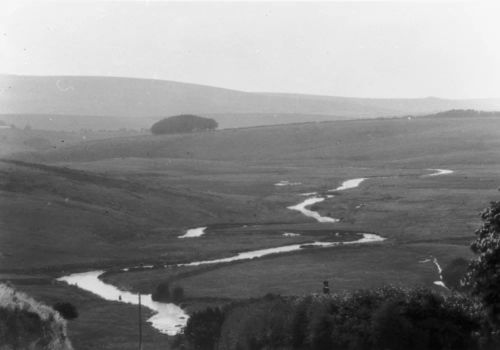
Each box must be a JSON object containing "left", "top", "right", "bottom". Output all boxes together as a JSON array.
[
  {"left": 0, "top": 283, "right": 73, "bottom": 350},
  {"left": 2, "top": 74, "right": 500, "bottom": 130},
  {"left": 4, "top": 113, "right": 499, "bottom": 272},
  {"left": 0, "top": 158, "right": 282, "bottom": 271},
  {"left": 14, "top": 113, "right": 500, "bottom": 166},
  {"left": 0, "top": 128, "right": 145, "bottom": 156},
  {"left": 3, "top": 112, "right": 500, "bottom": 349}
]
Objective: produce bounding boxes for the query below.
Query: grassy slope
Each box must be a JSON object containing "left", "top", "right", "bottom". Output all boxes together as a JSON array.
[
  {"left": 5, "top": 74, "right": 500, "bottom": 131},
  {"left": 0, "top": 128, "right": 146, "bottom": 156},
  {"left": 4, "top": 116, "right": 499, "bottom": 271},
  {"left": 2, "top": 115, "right": 500, "bottom": 346},
  {"left": 0, "top": 159, "right": 293, "bottom": 271},
  {"left": 15, "top": 116, "right": 500, "bottom": 166}
]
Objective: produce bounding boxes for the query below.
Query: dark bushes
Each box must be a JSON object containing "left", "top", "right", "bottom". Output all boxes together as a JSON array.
[
  {"left": 152, "top": 282, "right": 185, "bottom": 303},
  {"left": 184, "top": 307, "right": 225, "bottom": 350},
  {"left": 53, "top": 302, "right": 78, "bottom": 320},
  {"left": 442, "top": 257, "right": 470, "bottom": 291},
  {"left": 466, "top": 201, "right": 500, "bottom": 328},
  {"left": 172, "top": 286, "right": 185, "bottom": 303},
  {"left": 152, "top": 282, "right": 170, "bottom": 302},
  {"left": 179, "top": 287, "right": 482, "bottom": 350}
]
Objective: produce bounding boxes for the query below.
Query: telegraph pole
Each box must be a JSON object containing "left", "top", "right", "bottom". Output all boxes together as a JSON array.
[{"left": 138, "top": 293, "right": 143, "bottom": 350}]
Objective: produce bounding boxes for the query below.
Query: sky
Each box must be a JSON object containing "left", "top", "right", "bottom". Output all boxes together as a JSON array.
[{"left": 1, "top": 1, "right": 500, "bottom": 98}]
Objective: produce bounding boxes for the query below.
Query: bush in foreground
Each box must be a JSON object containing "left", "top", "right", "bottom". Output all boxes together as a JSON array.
[
  {"left": 466, "top": 201, "right": 500, "bottom": 328},
  {"left": 0, "top": 283, "right": 73, "bottom": 350},
  {"left": 442, "top": 257, "right": 470, "bottom": 292},
  {"left": 180, "top": 287, "right": 482, "bottom": 350}
]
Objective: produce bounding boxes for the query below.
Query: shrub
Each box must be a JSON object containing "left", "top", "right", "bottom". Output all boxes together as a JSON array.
[
  {"left": 184, "top": 307, "right": 225, "bottom": 350},
  {"left": 152, "top": 281, "right": 170, "bottom": 302},
  {"left": 53, "top": 302, "right": 78, "bottom": 320},
  {"left": 172, "top": 286, "right": 185, "bottom": 303},
  {"left": 442, "top": 257, "right": 470, "bottom": 291},
  {"left": 466, "top": 201, "right": 500, "bottom": 327}
]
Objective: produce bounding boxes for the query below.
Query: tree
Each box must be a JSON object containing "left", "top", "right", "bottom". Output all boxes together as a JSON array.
[
  {"left": 151, "top": 114, "right": 218, "bottom": 135},
  {"left": 442, "top": 257, "right": 470, "bottom": 292},
  {"left": 53, "top": 302, "right": 78, "bottom": 320},
  {"left": 466, "top": 201, "right": 500, "bottom": 327},
  {"left": 171, "top": 286, "right": 185, "bottom": 303},
  {"left": 371, "top": 301, "right": 415, "bottom": 350},
  {"left": 184, "top": 307, "right": 225, "bottom": 350},
  {"left": 152, "top": 281, "right": 170, "bottom": 302},
  {"left": 290, "top": 299, "right": 310, "bottom": 349}
]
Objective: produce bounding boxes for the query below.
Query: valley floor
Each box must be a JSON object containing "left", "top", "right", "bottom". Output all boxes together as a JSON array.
[{"left": 1, "top": 115, "right": 499, "bottom": 349}]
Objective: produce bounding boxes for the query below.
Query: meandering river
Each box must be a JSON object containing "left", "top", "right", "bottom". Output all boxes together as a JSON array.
[
  {"left": 57, "top": 232, "right": 385, "bottom": 335},
  {"left": 57, "top": 170, "right": 452, "bottom": 335},
  {"left": 178, "top": 227, "right": 207, "bottom": 238},
  {"left": 427, "top": 169, "right": 454, "bottom": 177},
  {"left": 288, "top": 177, "right": 366, "bottom": 223},
  {"left": 57, "top": 271, "right": 188, "bottom": 335}
]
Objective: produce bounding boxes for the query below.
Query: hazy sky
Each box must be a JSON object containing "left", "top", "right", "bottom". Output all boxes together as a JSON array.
[{"left": 1, "top": 1, "right": 500, "bottom": 98}]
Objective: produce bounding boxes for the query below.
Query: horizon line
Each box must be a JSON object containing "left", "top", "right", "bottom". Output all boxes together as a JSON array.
[{"left": 1, "top": 72, "right": 499, "bottom": 101}]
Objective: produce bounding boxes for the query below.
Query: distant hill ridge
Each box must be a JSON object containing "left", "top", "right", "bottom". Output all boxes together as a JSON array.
[{"left": 2, "top": 74, "right": 500, "bottom": 130}]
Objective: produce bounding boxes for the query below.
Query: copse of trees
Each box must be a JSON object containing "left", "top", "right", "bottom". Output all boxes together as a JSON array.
[
  {"left": 151, "top": 114, "right": 218, "bottom": 135},
  {"left": 179, "top": 288, "right": 482, "bottom": 350}
]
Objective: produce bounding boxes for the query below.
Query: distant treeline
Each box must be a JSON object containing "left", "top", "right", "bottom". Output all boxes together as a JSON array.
[
  {"left": 419, "top": 109, "right": 500, "bottom": 119},
  {"left": 151, "top": 114, "right": 218, "bottom": 135}
]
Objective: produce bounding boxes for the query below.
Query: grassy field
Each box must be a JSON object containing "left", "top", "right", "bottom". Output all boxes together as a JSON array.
[
  {"left": 0, "top": 127, "right": 144, "bottom": 156},
  {"left": 1, "top": 114, "right": 499, "bottom": 347}
]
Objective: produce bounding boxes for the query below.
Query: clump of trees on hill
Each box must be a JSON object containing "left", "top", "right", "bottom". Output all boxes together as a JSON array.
[
  {"left": 151, "top": 114, "right": 218, "bottom": 135},
  {"left": 175, "top": 201, "right": 500, "bottom": 350}
]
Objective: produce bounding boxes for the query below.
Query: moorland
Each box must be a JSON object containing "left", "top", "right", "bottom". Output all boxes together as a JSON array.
[{"left": 1, "top": 109, "right": 499, "bottom": 349}]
